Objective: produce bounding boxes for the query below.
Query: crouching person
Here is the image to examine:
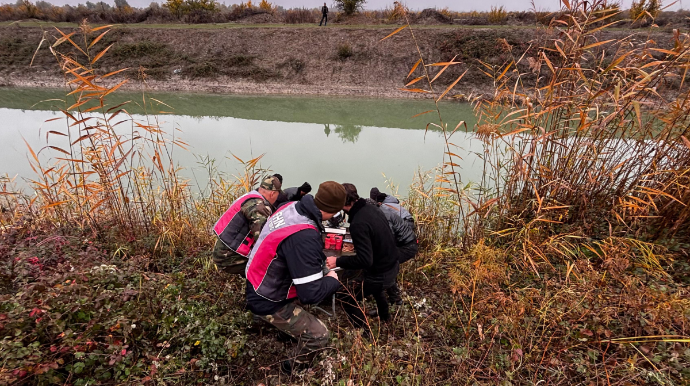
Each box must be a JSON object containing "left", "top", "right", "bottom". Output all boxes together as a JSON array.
[
  {"left": 245, "top": 181, "right": 347, "bottom": 374},
  {"left": 212, "top": 176, "right": 282, "bottom": 276},
  {"left": 375, "top": 191, "right": 418, "bottom": 305},
  {"left": 327, "top": 183, "right": 400, "bottom": 328}
]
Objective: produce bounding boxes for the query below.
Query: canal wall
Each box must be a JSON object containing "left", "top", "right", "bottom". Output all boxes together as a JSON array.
[{"left": 0, "top": 24, "right": 670, "bottom": 99}]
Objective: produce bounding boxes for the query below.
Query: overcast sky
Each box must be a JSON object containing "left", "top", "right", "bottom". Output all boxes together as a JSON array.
[{"left": 3, "top": 0, "right": 684, "bottom": 12}]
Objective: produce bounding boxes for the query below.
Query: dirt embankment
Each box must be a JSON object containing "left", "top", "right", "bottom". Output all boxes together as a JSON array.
[{"left": 0, "top": 25, "right": 672, "bottom": 99}]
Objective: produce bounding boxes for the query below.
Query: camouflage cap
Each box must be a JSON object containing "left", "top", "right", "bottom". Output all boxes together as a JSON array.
[{"left": 260, "top": 175, "right": 282, "bottom": 192}]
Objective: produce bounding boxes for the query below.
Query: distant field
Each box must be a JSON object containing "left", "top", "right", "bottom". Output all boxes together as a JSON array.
[{"left": 0, "top": 20, "right": 531, "bottom": 30}]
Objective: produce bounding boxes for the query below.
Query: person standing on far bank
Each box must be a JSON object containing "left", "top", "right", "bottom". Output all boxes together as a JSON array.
[{"left": 319, "top": 2, "right": 328, "bottom": 26}]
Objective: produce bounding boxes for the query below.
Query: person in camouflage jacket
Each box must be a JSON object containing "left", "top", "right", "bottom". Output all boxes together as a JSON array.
[{"left": 212, "top": 176, "right": 282, "bottom": 275}]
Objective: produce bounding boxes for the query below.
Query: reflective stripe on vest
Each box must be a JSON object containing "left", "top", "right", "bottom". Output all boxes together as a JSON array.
[
  {"left": 246, "top": 202, "right": 317, "bottom": 302},
  {"left": 213, "top": 191, "right": 264, "bottom": 257}
]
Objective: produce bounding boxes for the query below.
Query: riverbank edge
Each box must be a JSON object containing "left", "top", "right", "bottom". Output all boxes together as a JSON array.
[{"left": 0, "top": 76, "right": 494, "bottom": 100}]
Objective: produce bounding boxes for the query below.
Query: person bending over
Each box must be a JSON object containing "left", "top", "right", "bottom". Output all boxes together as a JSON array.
[
  {"left": 374, "top": 191, "right": 418, "bottom": 305},
  {"left": 274, "top": 179, "right": 312, "bottom": 208},
  {"left": 245, "top": 181, "right": 346, "bottom": 374},
  {"left": 326, "top": 183, "right": 399, "bottom": 328},
  {"left": 211, "top": 176, "right": 282, "bottom": 276}
]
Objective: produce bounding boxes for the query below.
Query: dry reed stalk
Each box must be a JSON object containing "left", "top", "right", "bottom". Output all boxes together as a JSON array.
[
  {"left": 21, "top": 21, "right": 267, "bottom": 256},
  {"left": 384, "top": 0, "right": 689, "bottom": 273}
]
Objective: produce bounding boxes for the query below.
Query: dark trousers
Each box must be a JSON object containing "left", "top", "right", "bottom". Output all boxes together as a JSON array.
[
  {"left": 387, "top": 241, "right": 419, "bottom": 302},
  {"left": 319, "top": 14, "right": 328, "bottom": 26},
  {"left": 337, "top": 279, "right": 391, "bottom": 327},
  {"left": 337, "top": 264, "right": 398, "bottom": 328}
]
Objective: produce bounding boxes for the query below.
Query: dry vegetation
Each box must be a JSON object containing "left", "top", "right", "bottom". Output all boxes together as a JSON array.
[
  {"left": 0, "top": 0, "right": 686, "bottom": 27},
  {"left": 0, "top": 0, "right": 689, "bottom": 384}
]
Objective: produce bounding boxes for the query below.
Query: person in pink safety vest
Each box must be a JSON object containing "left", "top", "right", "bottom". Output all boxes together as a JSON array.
[{"left": 211, "top": 176, "right": 282, "bottom": 276}]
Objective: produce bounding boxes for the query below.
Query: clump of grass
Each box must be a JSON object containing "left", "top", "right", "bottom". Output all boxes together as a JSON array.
[
  {"left": 630, "top": 0, "right": 661, "bottom": 22},
  {"left": 336, "top": 43, "right": 354, "bottom": 60},
  {"left": 185, "top": 60, "right": 218, "bottom": 77},
  {"left": 487, "top": 5, "right": 507, "bottom": 24},
  {"left": 226, "top": 54, "right": 254, "bottom": 67},
  {"left": 180, "top": 54, "right": 278, "bottom": 80}
]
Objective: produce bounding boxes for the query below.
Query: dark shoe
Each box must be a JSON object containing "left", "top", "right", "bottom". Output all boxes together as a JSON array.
[
  {"left": 280, "top": 359, "right": 308, "bottom": 375},
  {"left": 280, "top": 360, "right": 293, "bottom": 375}
]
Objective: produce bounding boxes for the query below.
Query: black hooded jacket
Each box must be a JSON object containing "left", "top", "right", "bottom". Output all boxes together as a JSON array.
[
  {"left": 246, "top": 195, "right": 341, "bottom": 315},
  {"left": 336, "top": 198, "right": 399, "bottom": 283}
]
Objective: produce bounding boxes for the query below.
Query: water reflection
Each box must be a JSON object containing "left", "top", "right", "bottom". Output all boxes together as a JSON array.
[
  {"left": 333, "top": 124, "right": 363, "bottom": 143},
  {"left": 0, "top": 89, "right": 483, "bottom": 195}
]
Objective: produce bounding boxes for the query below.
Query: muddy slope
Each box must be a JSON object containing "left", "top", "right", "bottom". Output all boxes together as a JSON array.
[{"left": 0, "top": 25, "right": 672, "bottom": 98}]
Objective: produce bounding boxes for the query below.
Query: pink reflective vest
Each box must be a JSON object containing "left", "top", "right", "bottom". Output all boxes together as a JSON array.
[
  {"left": 246, "top": 202, "right": 318, "bottom": 302},
  {"left": 213, "top": 191, "right": 265, "bottom": 257}
]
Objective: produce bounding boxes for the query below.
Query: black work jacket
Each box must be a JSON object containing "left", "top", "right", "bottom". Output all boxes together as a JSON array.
[{"left": 337, "top": 199, "right": 399, "bottom": 283}]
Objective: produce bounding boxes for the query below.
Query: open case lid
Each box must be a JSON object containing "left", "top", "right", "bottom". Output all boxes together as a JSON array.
[{"left": 323, "top": 227, "right": 347, "bottom": 235}]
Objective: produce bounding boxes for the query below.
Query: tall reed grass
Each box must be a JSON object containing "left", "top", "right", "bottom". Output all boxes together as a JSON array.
[
  {"left": 0, "top": 21, "right": 271, "bottom": 258},
  {"left": 386, "top": 0, "right": 690, "bottom": 273}
]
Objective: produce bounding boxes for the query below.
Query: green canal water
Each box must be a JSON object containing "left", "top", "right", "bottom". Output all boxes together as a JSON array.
[{"left": 0, "top": 88, "right": 483, "bottom": 195}]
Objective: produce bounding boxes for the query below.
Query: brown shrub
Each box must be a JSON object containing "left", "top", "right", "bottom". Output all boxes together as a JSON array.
[{"left": 283, "top": 7, "right": 317, "bottom": 24}]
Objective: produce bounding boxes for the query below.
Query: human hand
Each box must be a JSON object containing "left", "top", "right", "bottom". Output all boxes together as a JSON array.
[
  {"left": 326, "top": 270, "right": 338, "bottom": 279},
  {"left": 326, "top": 256, "right": 337, "bottom": 269}
]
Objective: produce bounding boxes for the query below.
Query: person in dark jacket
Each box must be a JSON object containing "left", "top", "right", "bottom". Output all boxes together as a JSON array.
[
  {"left": 246, "top": 181, "right": 346, "bottom": 374},
  {"left": 375, "top": 191, "right": 418, "bottom": 305},
  {"left": 319, "top": 2, "right": 328, "bottom": 26},
  {"left": 274, "top": 181, "right": 312, "bottom": 208},
  {"left": 326, "top": 183, "right": 399, "bottom": 327},
  {"left": 371, "top": 187, "right": 414, "bottom": 221}
]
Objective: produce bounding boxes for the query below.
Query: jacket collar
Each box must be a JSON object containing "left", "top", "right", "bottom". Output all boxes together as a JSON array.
[
  {"left": 382, "top": 195, "right": 399, "bottom": 204},
  {"left": 347, "top": 198, "right": 367, "bottom": 222},
  {"left": 295, "top": 195, "right": 324, "bottom": 231}
]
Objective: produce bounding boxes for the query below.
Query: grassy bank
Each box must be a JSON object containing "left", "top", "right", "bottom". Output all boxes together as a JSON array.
[
  {"left": 1, "top": 1, "right": 690, "bottom": 385},
  {"left": 0, "top": 22, "right": 676, "bottom": 99}
]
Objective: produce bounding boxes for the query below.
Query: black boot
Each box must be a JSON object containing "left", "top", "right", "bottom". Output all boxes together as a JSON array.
[{"left": 280, "top": 359, "right": 308, "bottom": 375}]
